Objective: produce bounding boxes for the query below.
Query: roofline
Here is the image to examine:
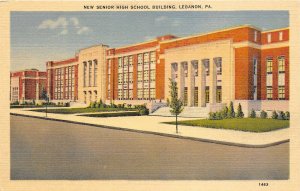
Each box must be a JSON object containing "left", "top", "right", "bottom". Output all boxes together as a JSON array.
[
  {"left": 78, "top": 44, "right": 109, "bottom": 52},
  {"left": 110, "top": 39, "right": 158, "bottom": 51},
  {"left": 160, "top": 24, "right": 262, "bottom": 44},
  {"left": 10, "top": 69, "right": 44, "bottom": 73},
  {"left": 261, "top": 27, "right": 289, "bottom": 33},
  {"left": 49, "top": 57, "right": 78, "bottom": 64}
]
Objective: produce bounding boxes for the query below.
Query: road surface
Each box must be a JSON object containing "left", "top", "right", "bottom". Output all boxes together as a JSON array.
[{"left": 10, "top": 115, "right": 289, "bottom": 180}]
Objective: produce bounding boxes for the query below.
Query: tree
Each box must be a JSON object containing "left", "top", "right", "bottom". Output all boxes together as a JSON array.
[
  {"left": 236, "top": 103, "right": 244, "bottom": 118},
  {"left": 227, "top": 101, "right": 235, "bottom": 118},
  {"left": 168, "top": 78, "right": 184, "bottom": 134},
  {"left": 249, "top": 109, "right": 256, "bottom": 118},
  {"left": 41, "top": 87, "right": 49, "bottom": 117}
]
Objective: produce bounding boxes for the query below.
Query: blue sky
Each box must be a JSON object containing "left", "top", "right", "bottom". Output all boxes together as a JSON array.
[{"left": 11, "top": 11, "right": 289, "bottom": 71}]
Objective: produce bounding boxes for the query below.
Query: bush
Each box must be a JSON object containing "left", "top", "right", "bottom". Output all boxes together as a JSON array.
[
  {"left": 221, "top": 106, "right": 228, "bottom": 119},
  {"left": 166, "top": 98, "right": 170, "bottom": 106},
  {"left": 227, "top": 101, "right": 235, "bottom": 118},
  {"left": 208, "top": 112, "right": 216, "bottom": 120},
  {"left": 65, "top": 102, "right": 70, "bottom": 107},
  {"left": 272, "top": 111, "right": 278, "bottom": 119},
  {"left": 215, "top": 112, "right": 223, "bottom": 120},
  {"left": 136, "top": 104, "right": 149, "bottom": 115},
  {"left": 285, "top": 111, "right": 290, "bottom": 120},
  {"left": 102, "top": 103, "right": 107, "bottom": 108},
  {"left": 278, "top": 111, "right": 286, "bottom": 120},
  {"left": 236, "top": 103, "right": 244, "bottom": 118},
  {"left": 127, "top": 104, "right": 132, "bottom": 108},
  {"left": 260, "top": 110, "right": 268, "bottom": 119},
  {"left": 249, "top": 109, "right": 256, "bottom": 118}
]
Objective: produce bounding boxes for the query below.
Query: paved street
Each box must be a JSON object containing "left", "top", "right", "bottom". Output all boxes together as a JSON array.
[{"left": 11, "top": 115, "right": 289, "bottom": 180}]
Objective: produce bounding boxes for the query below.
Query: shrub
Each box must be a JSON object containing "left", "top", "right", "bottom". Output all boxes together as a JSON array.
[
  {"left": 208, "top": 112, "right": 216, "bottom": 120},
  {"left": 99, "top": 99, "right": 103, "bottom": 106},
  {"left": 136, "top": 104, "right": 149, "bottom": 115},
  {"left": 278, "top": 111, "right": 286, "bottom": 120},
  {"left": 285, "top": 111, "right": 290, "bottom": 120},
  {"left": 236, "top": 103, "right": 244, "bottom": 118},
  {"left": 127, "top": 104, "right": 132, "bottom": 108},
  {"left": 260, "top": 110, "right": 268, "bottom": 119},
  {"left": 166, "top": 98, "right": 170, "bottom": 106},
  {"left": 221, "top": 106, "right": 228, "bottom": 119},
  {"left": 215, "top": 112, "right": 223, "bottom": 120},
  {"left": 102, "top": 103, "right": 107, "bottom": 108},
  {"left": 65, "top": 102, "right": 70, "bottom": 107},
  {"left": 271, "top": 110, "right": 278, "bottom": 119},
  {"left": 117, "top": 104, "right": 122, "bottom": 108},
  {"left": 227, "top": 101, "right": 235, "bottom": 118},
  {"left": 249, "top": 109, "right": 256, "bottom": 118}
]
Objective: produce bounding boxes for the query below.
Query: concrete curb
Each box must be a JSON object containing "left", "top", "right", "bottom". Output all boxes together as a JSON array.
[{"left": 10, "top": 112, "right": 289, "bottom": 148}]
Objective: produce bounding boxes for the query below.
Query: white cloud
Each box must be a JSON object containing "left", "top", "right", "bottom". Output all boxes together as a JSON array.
[
  {"left": 172, "top": 20, "right": 182, "bottom": 27},
  {"left": 60, "top": 29, "right": 68, "bottom": 35},
  {"left": 155, "top": 16, "right": 167, "bottom": 23},
  {"left": 70, "top": 17, "right": 80, "bottom": 28},
  {"left": 38, "top": 17, "right": 68, "bottom": 30},
  {"left": 77, "top": 26, "right": 90, "bottom": 35},
  {"left": 38, "top": 17, "right": 91, "bottom": 35}
]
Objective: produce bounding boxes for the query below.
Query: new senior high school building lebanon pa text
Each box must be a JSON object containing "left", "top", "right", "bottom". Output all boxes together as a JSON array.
[{"left": 10, "top": 24, "right": 289, "bottom": 116}]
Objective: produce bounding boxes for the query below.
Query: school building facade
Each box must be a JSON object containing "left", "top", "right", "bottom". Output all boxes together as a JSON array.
[
  {"left": 11, "top": 25, "right": 289, "bottom": 112},
  {"left": 10, "top": 69, "right": 47, "bottom": 103}
]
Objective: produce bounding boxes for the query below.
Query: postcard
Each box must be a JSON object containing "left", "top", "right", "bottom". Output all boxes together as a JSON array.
[{"left": 1, "top": 0, "right": 300, "bottom": 191}]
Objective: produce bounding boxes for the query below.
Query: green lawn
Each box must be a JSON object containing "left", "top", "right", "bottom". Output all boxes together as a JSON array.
[
  {"left": 31, "top": 107, "right": 136, "bottom": 114},
  {"left": 164, "top": 118, "right": 289, "bottom": 133},
  {"left": 80, "top": 111, "right": 140, "bottom": 117}
]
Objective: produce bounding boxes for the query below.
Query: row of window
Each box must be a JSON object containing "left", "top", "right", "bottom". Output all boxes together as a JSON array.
[
  {"left": 171, "top": 57, "right": 222, "bottom": 78},
  {"left": 83, "top": 59, "right": 98, "bottom": 87},
  {"left": 266, "top": 86, "right": 285, "bottom": 100},
  {"left": 54, "top": 66, "right": 75, "bottom": 100},
  {"left": 266, "top": 56, "right": 285, "bottom": 73}
]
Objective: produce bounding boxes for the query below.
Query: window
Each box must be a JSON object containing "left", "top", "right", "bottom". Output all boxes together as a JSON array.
[
  {"left": 193, "top": 61, "right": 198, "bottom": 77},
  {"left": 129, "top": 56, "right": 133, "bottom": 68},
  {"left": 150, "top": 51, "right": 156, "bottom": 66},
  {"left": 183, "top": 62, "right": 188, "bottom": 77},
  {"left": 118, "top": 57, "right": 123, "bottom": 68},
  {"left": 279, "top": 31, "right": 283, "bottom": 41},
  {"left": 88, "top": 61, "right": 92, "bottom": 87},
  {"left": 278, "top": 56, "right": 285, "bottom": 73},
  {"left": 215, "top": 57, "right": 222, "bottom": 75},
  {"left": 129, "top": 72, "right": 133, "bottom": 84},
  {"left": 150, "top": 70, "right": 156, "bottom": 82},
  {"left": 171, "top": 63, "right": 178, "bottom": 79},
  {"left": 94, "top": 60, "right": 98, "bottom": 87},
  {"left": 278, "top": 86, "right": 285, "bottom": 100},
  {"left": 194, "top": 87, "right": 198, "bottom": 106},
  {"left": 150, "top": 88, "right": 155, "bottom": 100},
  {"left": 137, "top": 71, "right": 143, "bottom": 83},
  {"left": 253, "top": 58, "right": 257, "bottom": 75},
  {"left": 266, "top": 58, "right": 273, "bottom": 73},
  {"left": 138, "top": 54, "right": 143, "bottom": 67},
  {"left": 83, "top": 62, "right": 87, "bottom": 87},
  {"left": 216, "top": 86, "right": 222, "bottom": 103},
  {"left": 138, "top": 88, "right": 143, "bottom": 100},
  {"left": 205, "top": 87, "right": 209, "bottom": 103},
  {"left": 184, "top": 87, "right": 188, "bottom": 106},
  {"left": 254, "top": 30, "right": 257, "bottom": 42},
  {"left": 202, "top": 59, "right": 210, "bottom": 76},
  {"left": 267, "top": 33, "right": 272, "bottom": 43},
  {"left": 267, "top": 86, "right": 273, "bottom": 100},
  {"left": 144, "top": 53, "right": 149, "bottom": 65}
]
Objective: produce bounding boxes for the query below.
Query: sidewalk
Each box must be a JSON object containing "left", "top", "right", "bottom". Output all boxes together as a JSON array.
[{"left": 10, "top": 108, "right": 289, "bottom": 148}]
